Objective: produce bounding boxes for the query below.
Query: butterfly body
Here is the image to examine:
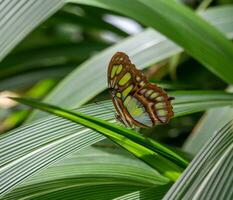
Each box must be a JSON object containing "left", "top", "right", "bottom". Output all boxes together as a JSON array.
[{"left": 108, "top": 52, "right": 174, "bottom": 128}]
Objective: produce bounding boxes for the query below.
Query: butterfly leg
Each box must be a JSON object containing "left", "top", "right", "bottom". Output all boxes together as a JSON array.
[
  {"left": 115, "top": 113, "right": 139, "bottom": 131},
  {"left": 115, "top": 113, "right": 123, "bottom": 124},
  {"left": 115, "top": 113, "right": 130, "bottom": 127},
  {"left": 132, "top": 124, "right": 140, "bottom": 132}
]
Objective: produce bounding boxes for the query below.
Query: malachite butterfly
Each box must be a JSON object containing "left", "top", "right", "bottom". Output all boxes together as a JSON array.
[{"left": 108, "top": 52, "right": 174, "bottom": 128}]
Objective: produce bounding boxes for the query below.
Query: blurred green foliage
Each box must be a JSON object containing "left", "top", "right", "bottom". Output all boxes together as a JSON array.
[{"left": 0, "top": 0, "right": 233, "bottom": 199}]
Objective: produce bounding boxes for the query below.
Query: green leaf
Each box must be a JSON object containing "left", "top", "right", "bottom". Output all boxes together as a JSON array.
[
  {"left": 163, "top": 120, "right": 233, "bottom": 200},
  {"left": 0, "top": 42, "right": 108, "bottom": 80},
  {"left": 0, "top": 103, "right": 107, "bottom": 197},
  {"left": 11, "top": 97, "right": 188, "bottom": 175},
  {"left": 0, "top": 64, "right": 75, "bottom": 90},
  {"left": 55, "top": 9, "right": 129, "bottom": 36},
  {"left": 183, "top": 107, "right": 233, "bottom": 155},
  {"left": 0, "top": 41, "right": 109, "bottom": 90},
  {"left": 1, "top": 91, "right": 232, "bottom": 196},
  {"left": 183, "top": 87, "right": 233, "bottom": 155},
  {"left": 29, "top": 5, "right": 233, "bottom": 121},
  {"left": 199, "top": 5, "right": 233, "bottom": 38},
  {"left": 0, "top": 3, "right": 232, "bottom": 80},
  {"left": 114, "top": 184, "right": 172, "bottom": 200},
  {"left": 2, "top": 146, "right": 170, "bottom": 199},
  {"left": 0, "top": 0, "right": 65, "bottom": 61},
  {"left": 169, "top": 90, "right": 233, "bottom": 117},
  {"left": 70, "top": 0, "right": 233, "bottom": 84}
]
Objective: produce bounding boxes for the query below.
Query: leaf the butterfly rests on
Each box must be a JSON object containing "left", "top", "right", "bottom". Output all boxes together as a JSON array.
[{"left": 108, "top": 52, "right": 174, "bottom": 128}]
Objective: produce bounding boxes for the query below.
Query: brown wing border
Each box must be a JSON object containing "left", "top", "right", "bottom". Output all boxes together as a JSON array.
[{"left": 136, "top": 83, "right": 174, "bottom": 125}]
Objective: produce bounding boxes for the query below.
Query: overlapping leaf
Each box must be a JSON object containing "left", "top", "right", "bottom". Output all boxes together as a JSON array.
[
  {"left": 163, "top": 120, "right": 233, "bottom": 200},
  {"left": 1, "top": 91, "right": 233, "bottom": 197},
  {"left": 0, "top": 0, "right": 65, "bottom": 61},
  {"left": 2, "top": 147, "right": 170, "bottom": 200},
  {"left": 70, "top": 0, "right": 233, "bottom": 83},
  {"left": 183, "top": 87, "right": 233, "bottom": 154}
]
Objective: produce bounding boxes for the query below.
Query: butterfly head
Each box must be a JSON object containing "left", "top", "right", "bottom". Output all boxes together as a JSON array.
[{"left": 109, "top": 87, "right": 121, "bottom": 100}]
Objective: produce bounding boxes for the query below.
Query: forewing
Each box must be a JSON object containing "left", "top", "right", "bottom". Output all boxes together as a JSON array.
[
  {"left": 107, "top": 52, "right": 147, "bottom": 90},
  {"left": 108, "top": 52, "right": 149, "bottom": 128}
]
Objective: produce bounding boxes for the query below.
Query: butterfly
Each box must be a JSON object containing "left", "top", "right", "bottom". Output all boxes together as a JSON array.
[{"left": 108, "top": 52, "right": 174, "bottom": 128}]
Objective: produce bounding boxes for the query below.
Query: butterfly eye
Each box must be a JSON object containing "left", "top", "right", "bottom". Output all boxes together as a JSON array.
[{"left": 109, "top": 88, "right": 116, "bottom": 95}]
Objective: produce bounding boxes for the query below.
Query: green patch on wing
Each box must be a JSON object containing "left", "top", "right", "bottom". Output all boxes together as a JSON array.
[
  {"left": 111, "top": 65, "right": 118, "bottom": 78},
  {"left": 119, "top": 72, "right": 131, "bottom": 86},
  {"left": 116, "top": 64, "right": 123, "bottom": 75},
  {"left": 124, "top": 96, "right": 152, "bottom": 127},
  {"left": 122, "top": 85, "right": 133, "bottom": 99}
]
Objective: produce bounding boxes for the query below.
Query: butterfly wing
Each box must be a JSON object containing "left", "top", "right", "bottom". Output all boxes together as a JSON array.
[
  {"left": 108, "top": 52, "right": 147, "bottom": 90},
  {"left": 134, "top": 84, "right": 174, "bottom": 125},
  {"left": 108, "top": 52, "right": 173, "bottom": 128},
  {"left": 108, "top": 52, "right": 140, "bottom": 127}
]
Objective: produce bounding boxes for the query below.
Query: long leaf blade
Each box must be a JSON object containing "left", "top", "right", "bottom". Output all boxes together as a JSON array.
[
  {"left": 0, "top": 0, "right": 65, "bottom": 61},
  {"left": 183, "top": 87, "right": 233, "bottom": 154},
  {"left": 1, "top": 91, "right": 232, "bottom": 197},
  {"left": 11, "top": 97, "right": 187, "bottom": 173},
  {"left": 163, "top": 120, "right": 233, "bottom": 200},
  {"left": 70, "top": 0, "right": 233, "bottom": 83},
  {"left": 3, "top": 147, "right": 170, "bottom": 200}
]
